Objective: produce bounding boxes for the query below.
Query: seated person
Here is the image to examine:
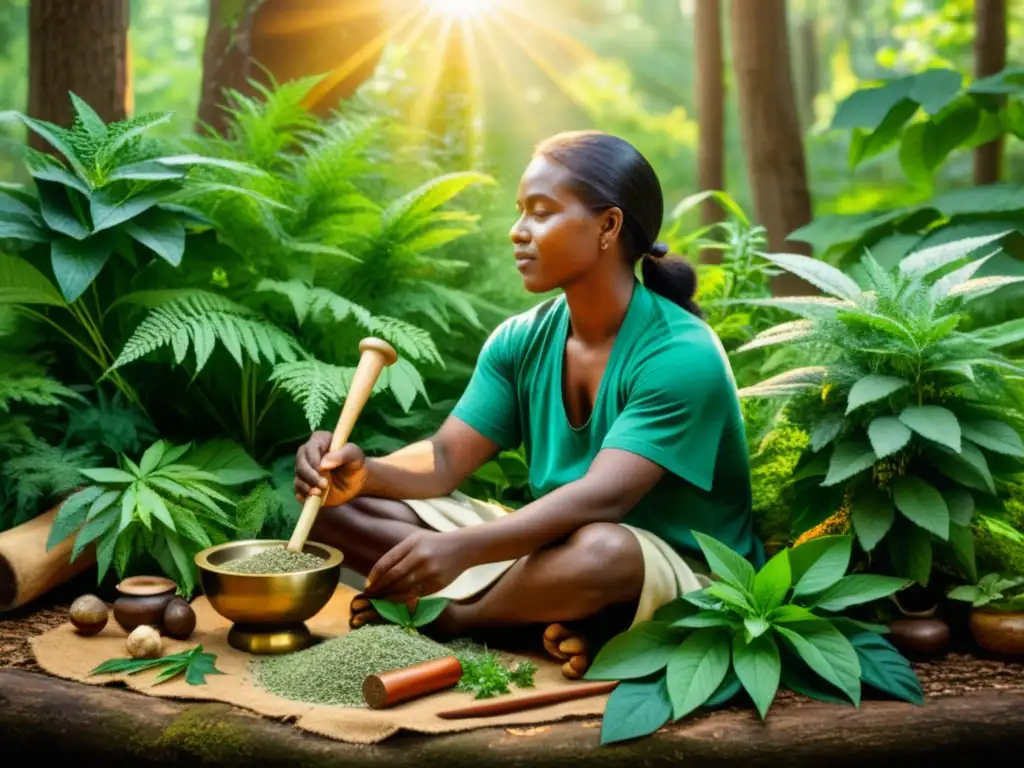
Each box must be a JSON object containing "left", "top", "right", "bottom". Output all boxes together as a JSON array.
[{"left": 295, "top": 130, "right": 762, "bottom": 677}]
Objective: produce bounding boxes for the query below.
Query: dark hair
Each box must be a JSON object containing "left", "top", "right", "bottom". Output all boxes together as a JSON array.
[{"left": 533, "top": 130, "right": 701, "bottom": 317}]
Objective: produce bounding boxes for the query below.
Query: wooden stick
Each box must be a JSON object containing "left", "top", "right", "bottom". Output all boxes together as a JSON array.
[
  {"left": 286, "top": 337, "right": 398, "bottom": 552},
  {"left": 435, "top": 681, "right": 619, "bottom": 720},
  {"left": 363, "top": 656, "right": 463, "bottom": 709}
]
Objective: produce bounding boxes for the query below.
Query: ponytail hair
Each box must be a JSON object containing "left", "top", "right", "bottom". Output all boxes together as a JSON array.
[{"left": 533, "top": 130, "right": 702, "bottom": 317}]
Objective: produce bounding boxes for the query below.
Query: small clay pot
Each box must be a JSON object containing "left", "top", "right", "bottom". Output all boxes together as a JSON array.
[
  {"left": 886, "top": 617, "right": 950, "bottom": 657},
  {"left": 112, "top": 575, "right": 177, "bottom": 634},
  {"left": 969, "top": 610, "right": 1024, "bottom": 658}
]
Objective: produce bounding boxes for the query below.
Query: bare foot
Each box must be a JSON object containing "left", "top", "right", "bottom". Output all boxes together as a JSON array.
[
  {"left": 348, "top": 595, "right": 382, "bottom": 629},
  {"left": 543, "top": 623, "right": 591, "bottom": 680}
]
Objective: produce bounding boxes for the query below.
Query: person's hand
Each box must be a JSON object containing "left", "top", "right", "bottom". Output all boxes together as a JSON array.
[
  {"left": 364, "top": 530, "right": 472, "bottom": 603},
  {"left": 294, "top": 432, "right": 368, "bottom": 507}
]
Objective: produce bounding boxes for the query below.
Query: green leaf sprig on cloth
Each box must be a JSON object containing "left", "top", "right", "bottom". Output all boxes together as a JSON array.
[
  {"left": 89, "top": 644, "right": 223, "bottom": 686},
  {"left": 586, "top": 532, "right": 922, "bottom": 746}
]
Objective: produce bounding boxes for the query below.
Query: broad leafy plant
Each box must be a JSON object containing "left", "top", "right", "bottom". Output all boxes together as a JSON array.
[
  {"left": 586, "top": 533, "right": 921, "bottom": 746},
  {"left": 0, "top": 94, "right": 266, "bottom": 414},
  {"left": 735, "top": 233, "right": 1024, "bottom": 585},
  {"left": 369, "top": 597, "right": 450, "bottom": 634},
  {"left": 947, "top": 572, "right": 1024, "bottom": 612},
  {"left": 46, "top": 438, "right": 267, "bottom": 595}
]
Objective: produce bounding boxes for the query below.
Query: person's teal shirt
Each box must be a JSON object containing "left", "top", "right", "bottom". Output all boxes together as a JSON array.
[{"left": 452, "top": 280, "right": 763, "bottom": 567}]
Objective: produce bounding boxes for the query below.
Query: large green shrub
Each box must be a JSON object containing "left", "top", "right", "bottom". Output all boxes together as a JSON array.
[{"left": 735, "top": 233, "right": 1024, "bottom": 585}]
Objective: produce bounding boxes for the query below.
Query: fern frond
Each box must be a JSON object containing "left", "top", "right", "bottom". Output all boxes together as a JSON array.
[
  {"left": 111, "top": 290, "right": 303, "bottom": 373},
  {"left": 1, "top": 443, "right": 101, "bottom": 527},
  {"left": 269, "top": 359, "right": 360, "bottom": 430},
  {"left": 256, "top": 279, "right": 374, "bottom": 328},
  {"left": 0, "top": 373, "right": 84, "bottom": 412},
  {"left": 381, "top": 171, "right": 493, "bottom": 242},
  {"left": 370, "top": 316, "right": 443, "bottom": 366}
]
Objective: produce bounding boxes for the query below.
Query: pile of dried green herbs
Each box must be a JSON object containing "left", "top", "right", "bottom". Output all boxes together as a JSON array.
[
  {"left": 252, "top": 624, "right": 536, "bottom": 707},
  {"left": 222, "top": 546, "right": 324, "bottom": 574}
]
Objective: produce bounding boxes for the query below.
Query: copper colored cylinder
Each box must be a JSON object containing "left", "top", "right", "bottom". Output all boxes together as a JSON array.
[{"left": 362, "top": 656, "right": 463, "bottom": 709}]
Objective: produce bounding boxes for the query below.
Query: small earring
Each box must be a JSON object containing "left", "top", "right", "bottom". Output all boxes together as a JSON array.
[{"left": 600, "top": 239, "right": 608, "bottom": 250}]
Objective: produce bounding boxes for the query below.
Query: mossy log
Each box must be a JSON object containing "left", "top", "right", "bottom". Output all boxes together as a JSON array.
[{"left": 0, "top": 669, "right": 1022, "bottom": 766}]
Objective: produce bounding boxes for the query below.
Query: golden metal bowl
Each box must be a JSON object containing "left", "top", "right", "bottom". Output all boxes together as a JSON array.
[{"left": 194, "top": 539, "right": 343, "bottom": 655}]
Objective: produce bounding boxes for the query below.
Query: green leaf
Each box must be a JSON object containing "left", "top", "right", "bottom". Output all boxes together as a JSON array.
[
  {"left": 71, "top": 505, "right": 119, "bottom": 562},
  {"left": 943, "top": 487, "right": 975, "bottom": 526},
  {"left": 704, "top": 666, "right": 743, "bottom": 708},
  {"left": 900, "top": 230, "right": 1011, "bottom": 279},
  {"left": 967, "top": 317, "right": 1024, "bottom": 349},
  {"left": 822, "top": 440, "right": 877, "bottom": 487},
  {"left": 50, "top": 235, "right": 112, "bottom": 303},
  {"left": 733, "top": 632, "right": 781, "bottom": 720},
  {"left": 70, "top": 93, "right": 106, "bottom": 137},
  {"left": 164, "top": 530, "right": 194, "bottom": 595},
  {"left": 46, "top": 486, "right": 103, "bottom": 550},
  {"left": 89, "top": 188, "right": 165, "bottom": 233},
  {"left": 775, "top": 621, "right": 861, "bottom": 705},
  {"left": 693, "top": 531, "right": 756, "bottom": 592},
  {"left": 768, "top": 604, "right": 820, "bottom": 624},
  {"left": 168, "top": 505, "right": 213, "bottom": 548},
  {"left": 790, "top": 535, "right": 852, "bottom": 597},
  {"left": 599, "top": 676, "right": 673, "bottom": 746},
  {"left": 892, "top": 476, "right": 950, "bottom": 540},
  {"left": 80, "top": 467, "right": 135, "bottom": 484},
  {"left": 152, "top": 154, "right": 266, "bottom": 176},
  {"left": 119, "top": 485, "right": 137, "bottom": 531},
  {"left": 899, "top": 406, "right": 961, "bottom": 453},
  {"left": 95, "top": 527, "right": 119, "bottom": 584},
  {"left": 586, "top": 622, "right": 678, "bottom": 681},
  {"left": 752, "top": 548, "right": 791, "bottom": 612},
  {"left": 705, "top": 581, "right": 755, "bottom": 613},
  {"left": 666, "top": 628, "right": 731, "bottom": 720},
  {"left": 932, "top": 442, "right": 996, "bottom": 495},
  {"left": 0, "top": 253, "right": 64, "bottom": 306},
  {"left": 135, "top": 482, "right": 176, "bottom": 532},
  {"left": 672, "top": 610, "right": 738, "bottom": 629},
  {"left": 887, "top": 521, "right": 933, "bottom": 585},
  {"left": 846, "top": 375, "right": 909, "bottom": 414},
  {"left": 411, "top": 597, "right": 449, "bottom": 627},
  {"left": 809, "top": 414, "right": 844, "bottom": 452},
  {"left": 15, "top": 115, "right": 89, "bottom": 177},
  {"left": 849, "top": 98, "right": 919, "bottom": 166},
  {"left": 744, "top": 616, "right": 771, "bottom": 639},
  {"left": 124, "top": 208, "right": 186, "bottom": 267},
  {"left": 87, "top": 489, "right": 121, "bottom": 522},
  {"left": 681, "top": 588, "right": 724, "bottom": 610},
  {"left": 847, "top": 631, "right": 924, "bottom": 705},
  {"left": 182, "top": 440, "right": 267, "bottom": 485},
  {"left": 867, "top": 416, "right": 913, "bottom": 459},
  {"left": 779, "top": 650, "right": 852, "bottom": 705},
  {"left": 947, "top": 522, "right": 977, "bottom": 583},
  {"left": 960, "top": 420, "right": 1024, "bottom": 458},
  {"left": 139, "top": 441, "right": 168, "bottom": 475},
  {"left": 652, "top": 598, "right": 698, "bottom": 624},
  {"left": 108, "top": 161, "right": 187, "bottom": 182},
  {"left": 369, "top": 599, "right": 412, "bottom": 627},
  {"left": 850, "top": 488, "right": 896, "bottom": 552},
  {"left": 0, "top": 217, "right": 48, "bottom": 243},
  {"left": 758, "top": 252, "right": 864, "bottom": 302},
  {"left": 808, "top": 575, "right": 910, "bottom": 612},
  {"left": 910, "top": 68, "right": 964, "bottom": 114},
  {"left": 36, "top": 180, "right": 89, "bottom": 240}
]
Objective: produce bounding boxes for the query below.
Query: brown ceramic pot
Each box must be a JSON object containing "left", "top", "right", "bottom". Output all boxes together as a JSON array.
[
  {"left": 886, "top": 617, "right": 951, "bottom": 656},
  {"left": 969, "top": 610, "right": 1024, "bottom": 657},
  {"left": 112, "top": 575, "right": 177, "bottom": 633}
]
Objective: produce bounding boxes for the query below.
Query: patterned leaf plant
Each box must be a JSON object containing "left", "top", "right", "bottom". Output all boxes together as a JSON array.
[
  {"left": 587, "top": 533, "right": 921, "bottom": 746},
  {"left": 733, "top": 232, "right": 1024, "bottom": 585},
  {"left": 45, "top": 438, "right": 268, "bottom": 596}
]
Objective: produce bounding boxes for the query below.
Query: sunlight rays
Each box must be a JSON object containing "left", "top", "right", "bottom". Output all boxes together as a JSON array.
[{"left": 266, "top": 0, "right": 601, "bottom": 154}]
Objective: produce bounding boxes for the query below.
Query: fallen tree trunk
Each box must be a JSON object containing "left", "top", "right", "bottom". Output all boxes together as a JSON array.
[{"left": 0, "top": 670, "right": 1021, "bottom": 766}]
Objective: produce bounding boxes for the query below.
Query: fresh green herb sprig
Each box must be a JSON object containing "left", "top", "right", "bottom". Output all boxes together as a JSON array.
[
  {"left": 948, "top": 573, "right": 1024, "bottom": 611},
  {"left": 370, "top": 597, "right": 449, "bottom": 634},
  {"left": 455, "top": 652, "right": 537, "bottom": 699},
  {"left": 89, "top": 644, "right": 223, "bottom": 686}
]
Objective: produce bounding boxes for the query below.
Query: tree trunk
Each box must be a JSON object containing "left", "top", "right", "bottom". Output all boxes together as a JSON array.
[
  {"left": 797, "top": 10, "right": 819, "bottom": 128},
  {"left": 196, "top": 0, "right": 261, "bottom": 135},
  {"left": 197, "top": 0, "right": 387, "bottom": 135},
  {"left": 693, "top": 0, "right": 726, "bottom": 245},
  {"left": 27, "top": 0, "right": 128, "bottom": 145},
  {"left": 730, "top": 0, "right": 815, "bottom": 295},
  {"left": 973, "top": 0, "right": 1006, "bottom": 186}
]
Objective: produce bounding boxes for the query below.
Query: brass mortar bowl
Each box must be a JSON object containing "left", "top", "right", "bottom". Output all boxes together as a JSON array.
[{"left": 195, "top": 540, "right": 343, "bottom": 655}]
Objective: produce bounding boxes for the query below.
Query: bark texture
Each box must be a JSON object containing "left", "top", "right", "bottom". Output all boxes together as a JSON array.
[
  {"left": 973, "top": 0, "right": 1007, "bottom": 186},
  {"left": 693, "top": 0, "right": 726, "bottom": 237},
  {"left": 27, "top": 0, "right": 128, "bottom": 145},
  {"left": 1, "top": 669, "right": 1023, "bottom": 766},
  {"left": 729, "top": 0, "right": 815, "bottom": 295}
]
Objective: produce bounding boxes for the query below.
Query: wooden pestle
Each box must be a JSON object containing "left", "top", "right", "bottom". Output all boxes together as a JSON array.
[
  {"left": 435, "top": 680, "right": 619, "bottom": 719},
  {"left": 363, "top": 656, "right": 464, "bottom": 709},
  {"left": 286, "top": 337, "right": 398, "bottom": 552}
]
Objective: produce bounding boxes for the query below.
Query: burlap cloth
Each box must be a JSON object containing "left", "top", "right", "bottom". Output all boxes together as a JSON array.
[{"left": 30, "top": 585, "right": 610, "bottom": 744}]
